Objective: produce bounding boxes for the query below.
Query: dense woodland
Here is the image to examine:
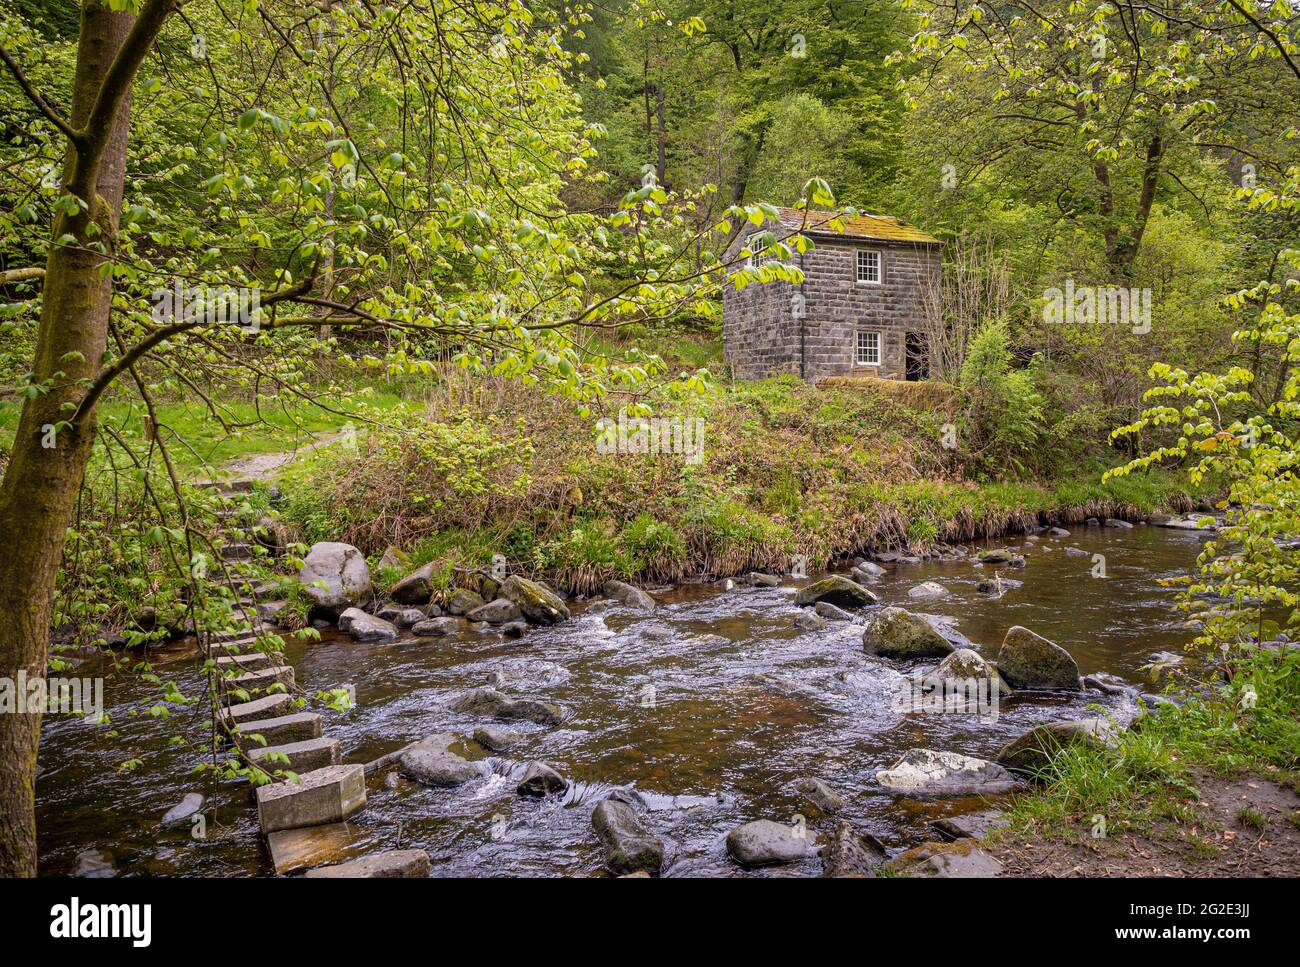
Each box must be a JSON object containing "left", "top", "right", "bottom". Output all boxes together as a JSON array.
[{"left": 1, "top": 0, "right": 1299, "bottom": 878}]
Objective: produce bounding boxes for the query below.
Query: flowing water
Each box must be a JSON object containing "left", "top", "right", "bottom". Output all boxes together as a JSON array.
[{"left": 36, "top": 522, "right": 1212, "bottom": 877}]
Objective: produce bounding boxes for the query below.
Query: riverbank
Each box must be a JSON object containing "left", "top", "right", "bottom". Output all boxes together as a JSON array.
[
  {"left": 988, "top": 645, "right": 1300, "bottom": 876},
  {"left": 271, "top": 373, "right": 1214, "bottom": 599}
]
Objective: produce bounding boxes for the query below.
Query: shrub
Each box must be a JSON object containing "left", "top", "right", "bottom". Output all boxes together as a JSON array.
[{"left": 959, "top": 319, "right": 1045, "bottom": 477}]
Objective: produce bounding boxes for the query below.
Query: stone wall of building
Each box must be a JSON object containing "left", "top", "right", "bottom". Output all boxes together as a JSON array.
[{"left": 723, "top": 229, "right": 941, "bottom": 381}]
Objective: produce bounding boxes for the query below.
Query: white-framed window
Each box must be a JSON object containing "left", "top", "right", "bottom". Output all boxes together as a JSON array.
[
  {"left": 856, "top": 330, "right": 881, "bottom": 366},
  {"left": 856, "top": 249, "right": 882, "bottom": 284}
]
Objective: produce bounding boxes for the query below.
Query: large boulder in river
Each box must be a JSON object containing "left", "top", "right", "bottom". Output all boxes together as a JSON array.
[
  {"left": 592, "top": 799, "right": 664, "bottom": 876},
  {"left": 907, "top": 581, "right": 949, "bottom": 600},
  {"left": 996, "top": 625, "right": 1080, "bottom": 690},
  {"left": 862, "top": 608, "right": 954, "bottom": 660},
  {"left": 298, "top": 542, "right": 372, "bottom": 609},
  {"left": 411, "top": 616, "right": 458, "bottom": 637},
  {"left": 603, "top": 580, "right": 657, "bottom": 611},
  {"left": 338, "top": 608, "right": 398, "bottom": 642},
  {"left": 453, "top": 686, "right": 566, "bottom": 725},
  {"left": 399, "top": 733, "right": 486, "bottom": 787},
  {"left": 726, "top": 819, "right": 814, "bottom": 868},
  {"left": 501, "top": 575, "right": 570, "bottom": 624},
  {"left": 996, "top": 718, "right": 1121, "bottom": 776},
  {"left": 976, "top": 548, "right": 1014, "bottom": 565},
  {"left": 794, "top": 575, "right": 879, "bottom": 609},
  {"left": 466, "top": 597, "right": 522, "bottom": 625},
  {"left": 935, "top": 648, "right": 1012, "bottom": 693},
  {"left": 875, "top": 748, "right": 1018, "bottom": 796},
  {"left": 390, "top": 561, "right": 437, "bottom": 604},
  {"left": 446, "top": 587, "right": 485, "bottom": 616},
  {"left": 516, "top": 761, "right": 568, "bottom": 797}
]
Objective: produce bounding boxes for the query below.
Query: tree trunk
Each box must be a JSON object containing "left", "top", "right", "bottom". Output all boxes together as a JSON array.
[
  {"left": 0, "top": 0, "right": 136, "bottom": 878},
  {"left": 655, "top": 80, "right": 666, "bottom": 187}
]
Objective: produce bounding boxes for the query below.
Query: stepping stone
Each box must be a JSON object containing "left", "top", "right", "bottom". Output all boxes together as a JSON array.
[
  {"left": 210, "top": 628, "right": 265, "bottom": 643},
  {"left": 229, "top": 712, "right": 322, "bottom": 747},
  {"left": 221, "top": 542, "right": 256, "bottom": 561},
  {"left": 209, "top": 637, "right": 278, "bottom": 659},
  {"left": 221, "top": 693, "right": 294, "bottom": 727},
  {"left": 256, "top": 764, "right": 366, "bottom": 835},
  {"left": 218, "top": 665, "right": 295, "bottom": 704},
  {"left": 266, "top": 821, "right": 366, "bottom": 875},
  {"left": 249, "top": 736, "right": 340, "bottom": 775},
  {"left": 215, "top": 653, "right": 273, "bottom": 672},
  {"left": 303, "top": 849, "right": 430, "bottom": 878}
]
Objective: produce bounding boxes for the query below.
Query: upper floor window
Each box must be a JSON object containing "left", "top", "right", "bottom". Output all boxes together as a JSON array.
[{"left": 856, "top": 249, "right": 882, "bottom": 284}]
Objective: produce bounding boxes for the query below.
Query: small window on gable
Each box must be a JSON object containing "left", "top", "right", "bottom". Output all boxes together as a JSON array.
[
  {"left": 856, "top": 249, "right": 881, "bottom": 284},
  {"left": 856, "top": 330, "right": 881, "bottom": 366}
]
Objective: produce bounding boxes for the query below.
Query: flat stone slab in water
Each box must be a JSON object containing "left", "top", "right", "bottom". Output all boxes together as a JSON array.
[
  {"left": 250, "top": 736, "right": 340, "bottom": 775},
  {"left": 256, "top": 764, "right": 366, "bottom": 835},
  {"left": 230, "top": 712, "right": 322, "bottom": 748},
  {"left": 221, "top": 692, "right": 294, "bottom": 726},
  {"left": 267, "top": 821, "right": 366, "bottom": 875},
  {"left": 473, "top": 726, "right": 521, "bottom": 752},
  {"left": 215, "top": 652, "right": 274, "bottom": 672},
  {"left": 218, "top": 665, "right": 295, "bottom": 704},
  {"left": 304, "top": 849, "right": 431, "bottom": 878}
]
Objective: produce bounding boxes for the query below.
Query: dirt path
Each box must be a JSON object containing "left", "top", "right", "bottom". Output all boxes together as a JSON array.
[
  {"left": 991, "top": 771, "right": 1300, "bottom": 877},
  {"left": 202, "top": 430, "right": 342, "bottom": 483}
]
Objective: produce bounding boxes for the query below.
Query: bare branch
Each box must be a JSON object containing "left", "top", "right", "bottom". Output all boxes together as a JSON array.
[{"left": 0, "top": 45, "right": 83, "bottom": 147}]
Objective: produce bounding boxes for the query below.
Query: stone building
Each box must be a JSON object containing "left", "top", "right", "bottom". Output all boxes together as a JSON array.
[{"left": 723, "top": 208, "right": 942, "bottom": 381}]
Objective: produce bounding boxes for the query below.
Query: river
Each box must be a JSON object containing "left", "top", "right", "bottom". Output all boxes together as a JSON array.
[{"left": 36, "top": 521, "right": 1210, "bottom": 877}]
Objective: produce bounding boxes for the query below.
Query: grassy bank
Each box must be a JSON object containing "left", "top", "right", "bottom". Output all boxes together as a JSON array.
[
  {"left": 990, "top": 647, "right": 1300, "bottom": 874},
  {"left": 273, "top": 372, "right": 1212, "bottom": 596}
]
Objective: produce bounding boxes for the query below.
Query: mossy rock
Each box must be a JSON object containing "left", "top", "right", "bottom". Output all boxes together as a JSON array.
[
  {"left": 794, "top": 575, "right": 879, "bottom": 609},
  {"left": 883, "top": 839, "right": 1003, "bottom": 878},
  {"left": 996, "top": 626, "right": 1080, "bottom": 690},
  {"left": 501, "top": 575, "right": 570, "bottom": 625},
  {"left": 446, "top": 587, "right": 486, "bottom": 616},
  {"left": 995, "top": 718, "right": 1120, "bottom": 776},
  {"left": 862, "top": 607, "right": 954, "bottom": 659},
  {"left": 390, "top": 561, "right": 436, "bottom": 605}
]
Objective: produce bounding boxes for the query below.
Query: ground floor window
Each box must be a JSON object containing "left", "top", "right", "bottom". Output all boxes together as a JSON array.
[{"left": 856, "top": 329, "right": 881, "bottom": 366}]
